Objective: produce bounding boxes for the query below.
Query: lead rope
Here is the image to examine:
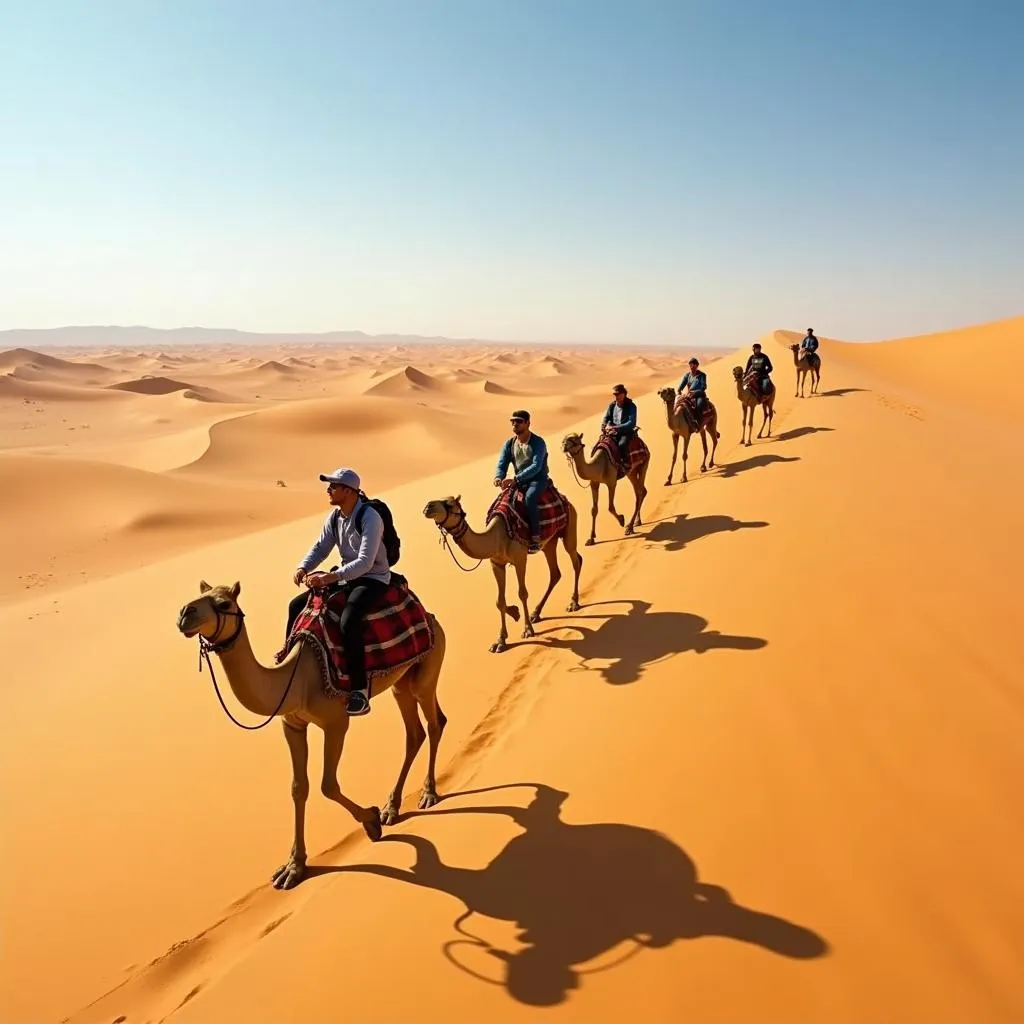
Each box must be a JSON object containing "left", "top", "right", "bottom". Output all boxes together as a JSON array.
[
  {"left": 198, "top": 612, "right": 306, "bottom": 730},
  {"left": 436, "top": 524, "right": 484, "bottom": 572}
]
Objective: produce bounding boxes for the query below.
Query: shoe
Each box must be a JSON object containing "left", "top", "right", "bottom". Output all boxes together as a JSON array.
[
  {"left": 346, "top": 689, "right": 371, "bottom": 716},
  {"left": 527, "top": 537, "right": 541, "bottom": 554}
]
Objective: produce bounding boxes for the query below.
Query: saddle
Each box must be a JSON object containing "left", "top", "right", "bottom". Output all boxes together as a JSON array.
[
  {"left": 743, "top": 370, "right": 773, "bottom": 400},
  {"left": 486, "top": 480, "right": 568, "bottom": 548},
  {"left": 274, "top": 579, "right": 435, "bottom": 697},
  {"left": 590, "top": 433, "right": 650, "bottom": 479},
  {"left": 673, "top": 393, "right": 716, "bottom": 432}
]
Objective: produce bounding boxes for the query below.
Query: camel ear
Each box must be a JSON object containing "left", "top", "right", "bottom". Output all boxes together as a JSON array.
[
  {"left": 199, "top": 579, "right": 212, "bottom": 593},
  {"left": 229, "top": 581, "right": 241, "bottom": 600},
  {"left": 455, "top": 493, "right": 461, "bottom": 504}
]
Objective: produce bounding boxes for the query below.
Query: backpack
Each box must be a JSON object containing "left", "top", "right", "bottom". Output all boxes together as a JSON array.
[{"left": 332, "top": 494, "right": 402, "bottom": 566}]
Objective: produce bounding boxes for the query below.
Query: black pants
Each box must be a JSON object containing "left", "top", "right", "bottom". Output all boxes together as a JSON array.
[
  {"left": 615, "top": 429, "right": 634, "bottom": 463},
  {"left": 285, "top": 577, "right": 389, "bottom": 691}
]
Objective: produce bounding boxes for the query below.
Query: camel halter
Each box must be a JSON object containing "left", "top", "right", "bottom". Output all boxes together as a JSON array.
[
  {"left": 433, "top": 502, "right": 484, "bottom": 573},
  {"left": 196, "top": 603, "right": 305, "bottom": 730},
  {"left": 562, "top": 440, "right": 588, "bottom": 490}
]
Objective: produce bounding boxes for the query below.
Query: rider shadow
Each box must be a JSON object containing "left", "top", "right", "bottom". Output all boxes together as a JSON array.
[
  {"left": 643, "top": 513, "right": 769, "bottom": 553},
  {"left": 716, "top": 453, "right": 800, "bottom": 478},
  {"left": 321, "top": 784, "right": 829, "bottom": 1007},
  {"left": 773, "top": 426, "right": 835, "bottom": 443},
  {"left": 533, "top": 599, "right": 767, "bottom": 685}
]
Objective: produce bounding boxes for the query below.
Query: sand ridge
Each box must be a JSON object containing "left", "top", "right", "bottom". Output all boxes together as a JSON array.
[{"left": 1, "top": 320, "right": 1023, "bottom": 1023}]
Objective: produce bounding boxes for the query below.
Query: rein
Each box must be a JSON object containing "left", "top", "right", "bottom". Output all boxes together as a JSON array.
[
  {"left": 563, "top": 444, "right": 588, "bottom": 489},
  {"left": 434, "top": 505, "right": 484, "bottom": 572},
  {"left": 197, "top": 605, "right": 304, "bottom": 730}
]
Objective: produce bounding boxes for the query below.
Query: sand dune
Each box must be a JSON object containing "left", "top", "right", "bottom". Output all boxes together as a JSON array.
[
  {"left": 3, "top": 321, "right": 1022, "bottom": 1023},
  {"left": 362, "top": 364, "right": 451, "bottom": 397}
]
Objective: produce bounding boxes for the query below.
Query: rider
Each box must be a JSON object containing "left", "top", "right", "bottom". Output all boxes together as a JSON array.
[
  {"left": 677, "top": 358, "right": 709, "bottom": 425},
  {"left": 800, "top": 328, "right": 820, "bottom": 360},
  {"left": 494, "top": 409, "right": 551, "bottom": 554},
  {"left": 601, "top": 383, "right": 638, "bottom": 467},
  {"left": 744, "top": 343, "right": 774, "bottom": 396},
  {"left": 287, "top": 466, "right": 391, "bottom": 717}
]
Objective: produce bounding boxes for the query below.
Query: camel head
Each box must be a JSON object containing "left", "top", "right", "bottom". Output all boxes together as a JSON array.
[
  {"left": 422, "top": 495, "right": 465, "bottom": 532},
  {"left": 177, "top": 580, "right": 243, "bottom": 643},
  {"left": 561, "top": 431, "right": 584, "bottom": 454},
  {"left": 657, "top": 386, "right": 676, "bottom": 406},
  {"left": 732, "top": 366, "right": 743, "bottom": 380}
]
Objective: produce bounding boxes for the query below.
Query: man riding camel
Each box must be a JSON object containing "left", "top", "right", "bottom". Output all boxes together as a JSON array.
[
  {"left": 677, "top": 358, "right": 709, "bottom": 428},
  {"left": 600, "top": 383, "right": 638, "bottom": 469},
  {"left": 494, "top": 409, "right": 551, "bottom": 554},
  {"left": 744, "top": 343, "right": 774, "bottom": 397},
  {"left": 800, "top": 328, "right": 820, "bottom": 360},
  {"left": 287, "top": 466, "right": 390, "bottom": 717}
]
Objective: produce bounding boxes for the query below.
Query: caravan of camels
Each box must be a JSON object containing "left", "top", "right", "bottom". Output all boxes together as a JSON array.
[{"left": 176, "top": 333, "right": 823, "bottom": 890}]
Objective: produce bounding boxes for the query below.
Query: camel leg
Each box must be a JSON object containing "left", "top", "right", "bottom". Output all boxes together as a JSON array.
[
  {"left": 381, "top": 683, "right": 426, "bottom": 826},
  {"left": 625, "top": 467, "right": 647, "bottom": 535},
  {"left": 562, "top": 527, "right": 583, "bottom": 613},
  {"left": 320, "top": 719, "right": 383, "bottom": 841},
  {"left": 488, "top": 560, "right": 518, "bottom": 653},
  {"left": 271, "top": 719, "right": 310, "bottom": 890},
  {"left": 708, "top": 418, "right": 718, "bottom": 468},
  {"left": 586, "top": 481, "right": 599, "bottom": 546},
  {"left": 606, "top": 476, "right": 625, "bottom": 530},
  {"left": 413, "top": 682, "right": 447, "bottom": 812},
  {"left": 681, "top": 432, "right": 691, "bottom": 482},
  {"left": 756, "top": 403, "right": 767, "bottom": 439},
  {"left": 531, "top": 540, "right": 562, "bottom": 622},
  {"left": 664, "top": 433, "right": 680, "bottom": 485},
  {"left": 698, "top": 427, "right": 710, "bottom": 473},
  {"left": 741, "top": 403, "right": 750, "bottom": 446},
  {"left": 512, "top": 556, "right": 535, "bottom": 640}
]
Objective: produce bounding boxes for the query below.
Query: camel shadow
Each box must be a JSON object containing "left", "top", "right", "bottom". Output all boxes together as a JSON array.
[
  {"left": 532, "top": 599, "right": 767, "bottom": 684},
  {"left": 818, "top": 388, "right": 867, "bottom": 398},
  {"left": 715, "top": 453, "right": 800, "bottom": 478},
  {"left": 317, "top": 784, "right": 829, "bottom": 1007},
  {"left": 643, "top": 513, "right": 769, "bottom": 553},
  {"left": 773, "top": 426, "right": 835, "bottom": 442}
]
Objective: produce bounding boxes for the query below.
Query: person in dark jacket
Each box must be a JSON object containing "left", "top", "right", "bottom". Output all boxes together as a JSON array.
[
  {"left": 601, "top": 384, "right": 638, "bottom": 466},
  {"left": 744, "top": 343, "right": 774, "bottom": 397},
  {"left": 494, "top": 410, "right": 551, "bottom": 553}
]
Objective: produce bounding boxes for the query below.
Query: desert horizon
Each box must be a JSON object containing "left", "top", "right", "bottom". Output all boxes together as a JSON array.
[{"left": 2, "top": 312, "right": 1023, "bottom": 1022}]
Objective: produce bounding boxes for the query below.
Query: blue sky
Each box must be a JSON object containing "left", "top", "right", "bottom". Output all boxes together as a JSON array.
[{"left": 1, "top": 0, "right": 1021, "bottom": 344}]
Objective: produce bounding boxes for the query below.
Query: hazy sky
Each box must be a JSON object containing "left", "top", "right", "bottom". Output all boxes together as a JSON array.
[{"left": 1, "top": 0, "right": 1021, "bottom": 345}]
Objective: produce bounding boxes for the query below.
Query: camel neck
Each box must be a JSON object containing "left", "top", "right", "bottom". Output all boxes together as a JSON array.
[
  {"left": 454, "top": 516, "right": 502, "bottom": 560},
  {"left": 214, "top": 627, "right": 303, "bottom": 718}
]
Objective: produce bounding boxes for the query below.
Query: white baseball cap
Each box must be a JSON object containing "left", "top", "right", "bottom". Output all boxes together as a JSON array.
[{"left": 318, "top": 467, "right": 361, "bottom": 489}]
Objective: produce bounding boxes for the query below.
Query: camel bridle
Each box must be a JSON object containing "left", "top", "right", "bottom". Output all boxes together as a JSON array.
[
  {"left": 191, "top": 596, "right": 304, "bottom": 731},
  {"left": 431, "top": 499, "right": 483, "bottom": 572}
]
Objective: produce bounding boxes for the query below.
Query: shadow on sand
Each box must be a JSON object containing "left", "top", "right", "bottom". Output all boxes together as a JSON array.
[
  {"left": 317, "top": 784, "right": 829, "bottom": 1006},
  {"left": 715, "top": 452, "right": 800, "bottom": 478},
  {"left": 643, "top": 513, "right": 769, "bottom": 553},
  {"left": 529, "top": 599, "right": 766, "bottom": 684},
  {"left": 773, "top": 425, "right": 836, "bottom": 442},
  {"left": 818, "top": 387, "right": 867, "bottom": 398}
]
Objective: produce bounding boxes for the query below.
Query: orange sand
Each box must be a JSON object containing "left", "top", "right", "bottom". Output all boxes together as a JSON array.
[{"left": 1, "top": 320, "right": 1022, "bottom": 1023}]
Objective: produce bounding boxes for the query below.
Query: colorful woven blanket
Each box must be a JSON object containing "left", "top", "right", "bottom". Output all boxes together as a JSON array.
[
  {"left": 486, "top": 481, "right": 569, "bottom": 547},
  {"left": 590, "top": 433, "right": 649, "bottom": 478},
  {"left": 274, "top": 580, "right": 434, "bottom": 697}
]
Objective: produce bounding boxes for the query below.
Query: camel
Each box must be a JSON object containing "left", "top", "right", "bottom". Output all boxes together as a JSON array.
[
  {"left": 423, "top": 492, "right": 583, "bottom": 653},
  {"left": 176, "top": 579, "right": 447, "bottom": 890},
  {"left": 657, "top": 387, "right": 720, "bottom": 485},
  {"left": 560, "top": 431, "right": 650, "bottom": 545},
  {"left": 790, "top": 344, "right": 821, "bottom": 397},
  {"left": 732, "top": 366, "right": 776, "bottom": 445}
]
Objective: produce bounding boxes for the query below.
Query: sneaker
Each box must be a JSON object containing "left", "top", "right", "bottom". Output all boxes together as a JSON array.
[
  {"left": 527, "top": 537, "right": 541, "bottom": 554},
  {"left": 346, "top": 689, "right": 371, "bottom": 716}
]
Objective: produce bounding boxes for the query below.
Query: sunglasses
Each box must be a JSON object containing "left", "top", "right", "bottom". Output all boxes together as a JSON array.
[{"left": 510, "top": 417, "right": 526, "bottom": 424}]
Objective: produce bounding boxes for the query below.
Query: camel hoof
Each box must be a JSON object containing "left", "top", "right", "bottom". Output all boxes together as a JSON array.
[
  {"left": 566, "top": 599, "right": 580, "bottom": 613},
  {"left": 585, "top": 538, "right": 596, "bottom": 546},
  {"left": 699, "top": 466, "right": 707, "bottom": 474},
  {"left": 381, "top": 803, "right": 401, "bottom": 826},
  {"left": 624, "top": 525, "right": 634, "bottom": 536},
  {"left": 362, "top": 806, "right": 383, "bottom": 842},
  {"left": 418, "top": 789, "right": 440, "bottom": 811},
  {"left": 271, "top": 858, "right": 307, "bottom": 890},
  {"left": 489, "top": 640, "right": 507, "bottom": 653},
  {"left": 530, "top": 608, "right": 543, "bottom": 622},
  {"left": 663, "top": 479, "right": 671, "bottom": 486},
  {"left": 521, "top": 626, "right": 536, "bottom": 640}
]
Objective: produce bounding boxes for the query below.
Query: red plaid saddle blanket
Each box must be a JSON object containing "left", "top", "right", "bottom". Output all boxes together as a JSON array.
[
  {"left": 486, "top": 481, "right": 569, "bottom": 547},
  {"left": 743, "top": 371, "right": 774, "bottom": 399},
  {"left": 274, "top": 579, "right": 435, "bottom": 697},
  {"left": 590, "top": 433, "right": 649, "bottom": 478},
  {"left": 673, "top": 393, "right": 717, "bottom": 429}
]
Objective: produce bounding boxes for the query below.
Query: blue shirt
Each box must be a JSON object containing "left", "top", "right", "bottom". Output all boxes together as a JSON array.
[
  {"left": 601, "top": 398, "right": 637, "bottom": 432},
  {"left": 496, "top": 432, "right": 550, "bottom": 486},
  {"left": 299, "top": 498, "right": 391, "bottom": 585},
  {"left": 678, "top": 370, "right": 707, "bottom": 393}
]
